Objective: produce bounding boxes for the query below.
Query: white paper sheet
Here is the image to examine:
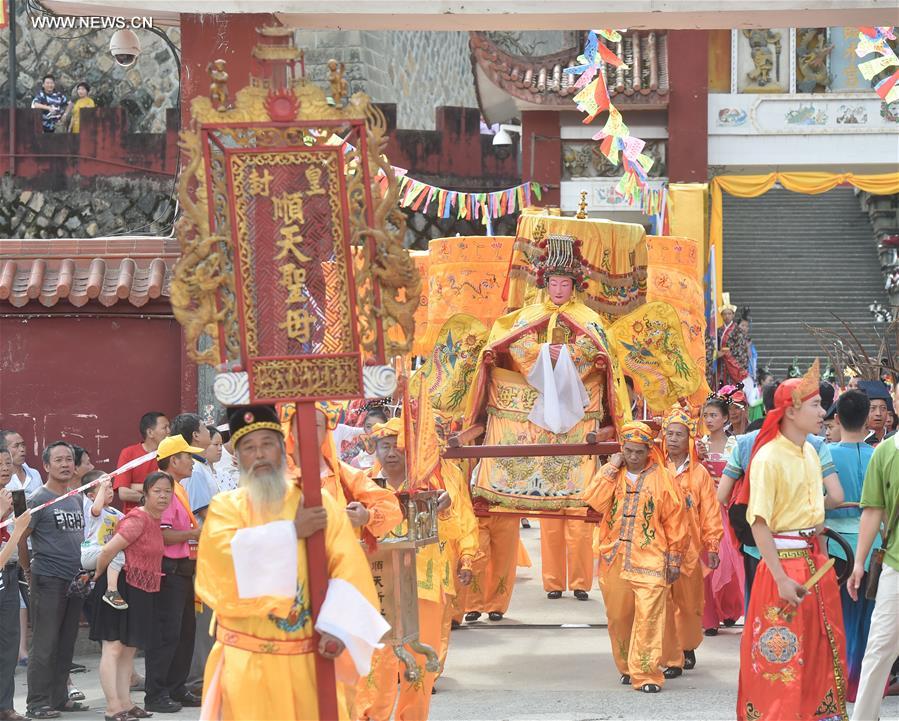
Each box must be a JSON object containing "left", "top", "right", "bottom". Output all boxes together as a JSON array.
[{"left": 230, "top": 520, "right": 298, "bottom": 599}]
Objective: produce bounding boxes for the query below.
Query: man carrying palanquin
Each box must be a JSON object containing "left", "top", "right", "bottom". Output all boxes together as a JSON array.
[
  {"left": 354, "top": 417, "right": 476, "bottom": 721},
  {"left": 462, "top": 232, "right": 631, "bottom": 616},
  {"left": 195, "top": 404, "right": 388, "bottom": 721},
  {"left": 583, "top": 421, "right": 687, "bottom": 693},
  {"left": 659, "top": 406, "right": 723, "bottom": 677}
]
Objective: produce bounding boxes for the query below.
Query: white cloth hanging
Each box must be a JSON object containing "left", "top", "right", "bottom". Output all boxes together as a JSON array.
[{"left": 526, "top": 343, "right": 589, "bottom": 434}]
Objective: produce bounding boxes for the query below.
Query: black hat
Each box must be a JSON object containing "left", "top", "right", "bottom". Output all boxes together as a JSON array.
[
  {"left": 856, "top": 380, "right": 895, "bottom": 413},
  {"left": 227, "top": 405, "right": 282, "bottom": 447}
]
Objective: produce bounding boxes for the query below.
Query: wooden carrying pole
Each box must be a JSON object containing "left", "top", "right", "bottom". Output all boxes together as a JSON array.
[{"left": 293, "top": 401, "right": 338, "bottom": 721}]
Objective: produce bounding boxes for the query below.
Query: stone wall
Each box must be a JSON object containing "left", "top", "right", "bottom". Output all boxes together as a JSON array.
[
  {"left": 294, "top": 30, "right": 478, "bottom": 130},
  {"left": 0, "top": 175, "right": 177, "bottom": 238},
  {"left": 0, "top": 4, "right": 180, "bottom": 133}
]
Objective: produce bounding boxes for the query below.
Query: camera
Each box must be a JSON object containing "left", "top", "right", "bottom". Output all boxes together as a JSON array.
[{"left": 109, "top": 29, "right": 141, "bottom": 67}]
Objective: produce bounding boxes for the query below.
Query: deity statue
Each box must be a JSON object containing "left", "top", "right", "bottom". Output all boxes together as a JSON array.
[
  {"left": 742, "top": 29, "right": 782, "bottom": 89},
  {"left": 207, "top": 59, "right": 230, "bottom": 112},
  {"left": 464, "top": 233, "right": 629, "bottom": 507},
  {"left": 328, "top": 59, "right": 349, "bottom": 106}
]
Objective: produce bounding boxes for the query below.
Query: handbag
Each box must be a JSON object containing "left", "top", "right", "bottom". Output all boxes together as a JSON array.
[{"left": 865, "top": 499, "right": 899, "bottom": 601}]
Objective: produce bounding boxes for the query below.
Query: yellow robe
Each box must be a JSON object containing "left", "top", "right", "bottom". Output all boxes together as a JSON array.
[
  {"left": 436, "top": 460, "right": 478, "bottom": 675},
  {"left": 584, "top": 461, "right": 687, "bottom": 688},
  {"left": 355, "top": 462, "right": 471, "bottom": 720},
  {"left": 196, "top": 485, "right": 378, "bottom": 721},
  {"left": 661, "top": 459, "right": 723, "bottom": 667}
]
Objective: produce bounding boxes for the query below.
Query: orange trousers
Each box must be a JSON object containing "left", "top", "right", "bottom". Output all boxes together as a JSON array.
[
  {"left": 539, "top": 516, "right": 594, "bottom": 592},
  {"left": 457, "top": 515, "right": 520, "bottom": 615},
  {"left": 599, "top": 555, "right": 667, "bottom": 689},
  {"left": 355, "top": 598, "right": 443, "bottom": 721},
  {"left": 661, "top": 563, "right": 704, "bottom": 668}
]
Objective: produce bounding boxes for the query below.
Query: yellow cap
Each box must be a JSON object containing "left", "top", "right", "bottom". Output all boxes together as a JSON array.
[{"left": 157, "top": 435, "right": 205, "bottom": 461}]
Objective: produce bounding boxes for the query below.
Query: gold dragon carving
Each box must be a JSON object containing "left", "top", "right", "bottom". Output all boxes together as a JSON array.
[{"left": 171, "top": 55, "right": 421, "bottom": 367}]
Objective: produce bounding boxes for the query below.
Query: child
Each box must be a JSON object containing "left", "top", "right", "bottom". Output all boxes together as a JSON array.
[
  {"left": 69, "top": 81, "right": 95, "bottom": 134},
  {"left": 80, "top": 470, "right": 127, "bottom": 609}
]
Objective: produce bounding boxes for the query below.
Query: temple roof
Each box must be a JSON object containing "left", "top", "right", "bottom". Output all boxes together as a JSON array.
[
  {"left": 0, "top": 238, "right": 176, "bottom": 309},
  {"left": 470, "top": 30, "right": 669, "bottom": 124}
]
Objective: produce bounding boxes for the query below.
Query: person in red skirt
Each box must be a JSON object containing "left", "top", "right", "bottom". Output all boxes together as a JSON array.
[{"left": 735, "top": 360, "right": 848, "bottom": 721}]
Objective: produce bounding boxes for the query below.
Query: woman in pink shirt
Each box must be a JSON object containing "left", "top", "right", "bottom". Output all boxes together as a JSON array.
[{"left": 90, "top": 472, "right": 173, "bottom": 721}]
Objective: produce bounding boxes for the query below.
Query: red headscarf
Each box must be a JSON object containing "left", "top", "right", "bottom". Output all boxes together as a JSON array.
[{"left": 735, "top": 359, "right": 820, "bottom": 506}]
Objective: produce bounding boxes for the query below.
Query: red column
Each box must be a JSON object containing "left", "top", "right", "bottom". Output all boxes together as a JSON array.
[
  {"left": 521, "top": 111, "right": 561, "bottom": 206},
  {"left": 667, "top": 30, "right": 709, "bottom": 183},
  {"left": 179, "top": 13, "right": 278, "bottom": 127}
]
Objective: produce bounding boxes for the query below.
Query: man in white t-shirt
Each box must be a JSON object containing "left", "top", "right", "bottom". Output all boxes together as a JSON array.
[{"left": 0, "top": 430, "right": 43, "bottom": 497}]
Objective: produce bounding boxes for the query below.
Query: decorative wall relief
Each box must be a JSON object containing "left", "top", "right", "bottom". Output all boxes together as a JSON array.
[
  {"left": 739, "top": 29, "right": 788, "bottom": 93},
  {"left": 795, "top": 28, "right": 833, "bottom": 92}
]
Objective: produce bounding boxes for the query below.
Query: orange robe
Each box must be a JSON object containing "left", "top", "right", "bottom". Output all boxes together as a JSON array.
[
  {"left": 661, "top": 459, "right": 723, "bottom": 668},
  {"left": 355, "top": 462, "right": 471, "bottom": 721},
  {"left": 584, "top": 460, "right": 688, "bottom": 689},
  {"left": 322, "top": 461, "right": 404, "bottom": 541}
]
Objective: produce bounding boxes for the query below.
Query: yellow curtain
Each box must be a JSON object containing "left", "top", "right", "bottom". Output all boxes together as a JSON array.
[
  {"left": 667, "top": 183, "right": 709, "bottom": 282},
  {"left": 709, "top": 172, "right": 899, "bottom": 307}
]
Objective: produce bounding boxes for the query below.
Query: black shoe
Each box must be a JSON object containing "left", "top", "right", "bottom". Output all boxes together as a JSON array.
[
  {"left": 619, "top": 674, "right": 631, "bottom": 686},
  {"left": 451, "top": 620, "right": 461, "bottom": 630},
  {"left": 723, "top": 618, "right": 737, "bottom": 627},
  {"left": 27, "top": 708, "right": 61, "bottom": 720},
  {"left": 683, "top": 649, "right": 696, "bottom": 670},
  {"left": 144, "top": 699, "right": 182, "bottom": 714},
  {"left": 171, "top": 692, "right": 201, "bottom": 708},
  {"left": 464, "top": 611, "right": 482, "bottom": 622},
  {"left": 663, "top": 667, "right": 683, "bottom": 679},
  {"left": 704, "top": 627, "right": 718, "bottom": 636},
  {"left": 640, "top": 684, "right": 661, "bottom": 693},
  {"left": 573, "top": 590, "right": 589, "bottom": 601},
  {"left": 547, "top": 591, "right": 563, "bottom": 599},
  {"left": 487, "top": 611, "right": 503, "bottom": 621}
]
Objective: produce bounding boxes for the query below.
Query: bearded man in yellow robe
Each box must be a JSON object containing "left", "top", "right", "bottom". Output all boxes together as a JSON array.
[
  {"left": 462, "top": 233, "right": 631, "bottom": 615},
  {"left": 196, "top": 404, "right": 388, "bottom": 721}
]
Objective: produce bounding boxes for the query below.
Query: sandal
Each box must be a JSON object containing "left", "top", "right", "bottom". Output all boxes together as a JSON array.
[
  {"left": 102, "top": 590, "right": 129, "bottom": 610},
  {"left": 67, "top": 689, "right": 85, "bottom": 702},
  {"left": 56, "top": 701, "right": 90, "bottom": 713},
  {"left": 104, "top": 713, "right": 137, "bottom": 721},
  {"left": 28, "top": 708, "right": 60, "bottom": 720},
  {"left": 128, "top": 707, "right": 153, "bottom": 719}
]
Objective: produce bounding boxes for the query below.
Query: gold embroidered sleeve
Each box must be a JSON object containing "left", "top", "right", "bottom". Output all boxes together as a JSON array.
[
  {"left": 508, "top": 331, "right": 541, "bottom": 376},
  {"left": 569, "top": 336, "right": 602, "bottom": 377}
]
